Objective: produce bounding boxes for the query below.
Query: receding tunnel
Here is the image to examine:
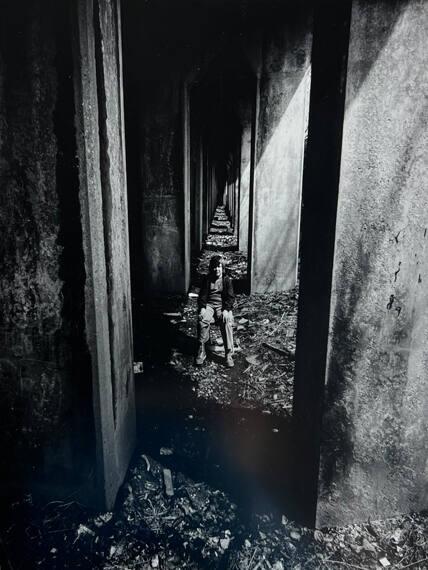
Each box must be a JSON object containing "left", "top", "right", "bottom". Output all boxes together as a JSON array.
[
  {"left": 189, "top": 49, "right": 257, "bottom": 291},
  {"left": 121, "top": 0, "right": 308, "bottom": 524}
]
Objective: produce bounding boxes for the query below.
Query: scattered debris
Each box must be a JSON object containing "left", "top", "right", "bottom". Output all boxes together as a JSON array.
[
  {"left": 163, "top": 312, "right": 182, "bottom": 318},
  {"left": 262, "top": 342, "right": 295, "bottom": 360},
  {"left": 245, "top": 354, "right": 261, "bottom": 366},
  {"left": 163, "top": 468, "right": 174, "bottom": 497},
  {"left": 142, "top": 454, "right": 151, "bottom": 471},
  {"left": 3, "top": 453, "right": 428, "bottom": 569},
  {"left": 4, "top": 206, "right": 426, "bottom": 569}
]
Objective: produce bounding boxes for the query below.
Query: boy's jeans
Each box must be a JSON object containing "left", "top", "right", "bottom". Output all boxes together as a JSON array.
[{"left": 198, "top": 305, "right": 234, "bottom": 354}]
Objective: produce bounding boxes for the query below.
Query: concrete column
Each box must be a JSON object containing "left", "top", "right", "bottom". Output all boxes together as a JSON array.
[
  {"left": 202, "top": 145, "right": 209, "bottom": 236},
  {"left": 73, "top": 0, "right": 135, "bottom": 509},
  {"left": 232, "top": 181, "right": 237, "bottom": 230},
  {"left": 316, "top": 0, "right": 428, "bottom": 527},
  {"left": 239, "top": 123, "right": 252, "bottom": 253},
  {"left": 95, "top": 0, "right": 135, "bottom": 480},
  {"left": 250, "top": 9, "right": 312, "bottom": 292},
  {"left": 183, "top": 83, "right": 191, "bottom": 291},
  {"left": 293, "top": 0, "right": 353, "bottom": 528},
  {"left": 140, "top": 81, "right": 186, "bottom": 294},
  {"left": 210, "top": 167, "right": 216, "bottom": 220},
  {"left": 196, "top": 139, "right": 204, "bottom": 252},
  {"left": 208, "top": 164, "right": 212, "bottom": 225}
]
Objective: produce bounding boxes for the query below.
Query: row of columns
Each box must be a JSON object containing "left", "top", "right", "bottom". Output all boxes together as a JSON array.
[
  {"left": 186, "top": 7, "right": 313, "bottom": 294},
  {"left": 182, "top": 0, "right": 428, "bottom": 527},
  {"left": 71, "top": 0, "right": 428, "bottom": 527}
]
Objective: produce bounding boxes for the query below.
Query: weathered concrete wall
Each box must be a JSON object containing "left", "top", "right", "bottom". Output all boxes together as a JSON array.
[
  {"left": 251, "top": 7, "right": 312, "bottom": 292},
  {"left": 141, "top": 82, "right": 186, "bottom": 294},
  {"left": 0, "top": 0, "right": 87, "bottom": 481},
  {"left": 317, "top": 0, "right": 428, "bottom": 527},
  {"left": 0, "top": 0, "right": 100, "bottom": 499}
]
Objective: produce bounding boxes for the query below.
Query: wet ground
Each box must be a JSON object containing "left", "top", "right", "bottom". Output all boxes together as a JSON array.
[{"left": 2, "top": 207, "right": 428, "bottom": 568}]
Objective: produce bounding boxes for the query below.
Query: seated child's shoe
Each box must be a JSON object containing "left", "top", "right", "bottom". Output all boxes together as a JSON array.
[
  {"left": 225, "top": 352, "right": 234, "bottom": 368},
  {"left": 195, "top": 343, "right": 206, "bottom": 366}
]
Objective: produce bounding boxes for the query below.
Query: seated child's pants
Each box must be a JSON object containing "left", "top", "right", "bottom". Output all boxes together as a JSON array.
[{"left": 198, "top": 305, "right": 234, "bottom": 354}]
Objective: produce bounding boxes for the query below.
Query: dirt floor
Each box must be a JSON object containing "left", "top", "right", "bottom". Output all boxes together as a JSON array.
[{"left": 2, "top": 207, "right": 428, "bottom": 569}]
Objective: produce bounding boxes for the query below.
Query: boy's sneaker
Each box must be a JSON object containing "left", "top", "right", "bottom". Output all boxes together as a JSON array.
[
  {"left": 225, "top": 352, "right": 234, "bottom": 368},
  {"left": 195, "top": 344, "right": 206, "bottom": 366}
]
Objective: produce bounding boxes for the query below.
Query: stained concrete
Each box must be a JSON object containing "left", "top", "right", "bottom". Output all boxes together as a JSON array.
[
  {"left": 239, "top": 123, "right": 252, "bottom": 254},
  {"left": 0, "top": 0, "right": 93, "bottom": 488},
  {"left": 122, "top": 0, "right": 265, "bottom": 297},
  {"left": 95, "top": 0, "right": 136, "bottom": 499},
  {"left": 250, "top": 6, "right": 312, "bottom": 293},
  {"left": 73, "top": 0, "right": 135, "bottom": 509},
  {"left": 292, "top": 1, "right": 353, "bottom": 527},
  {"left": 140, "top": 82, "right": 186, "bottom": 295},
  {"left": 317, "top": 0, "right": 428, "bottom": 527}
]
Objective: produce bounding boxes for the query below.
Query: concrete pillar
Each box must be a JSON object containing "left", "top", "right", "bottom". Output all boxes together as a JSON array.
[
  {"left": 239, "top": 123, "right": 252, "bottom": 253},
  {"left": 140, "top": 80, "right": 187, "bottom": 294},
  {"left": 318, "top": 0, "right": 428, "bottom": 527},
  {"left": 210, "top": 167, "right": 216, "bottom": 220},
  {"left": 294, "top": 0, "right": 428, "bottom": 527},
  {"left": 190, "top": 129, "right": 203, "bottom": 254},
  {"left": 73, "top": 0, "right": 135, "bottom": 510},
  {"left": 183, "top": 83, "right": 191, "bottom": 291},
  {"left": 202, "top": 145, "right": 209, "bottom": 236},
  {"left": 208, "top": 164, "right": 212, "bottom": 225},
  {"left": 250, "top": 9, "right": 312, "bottom": 292},
  {"left": 196, "top": 139, "right": 204, "bottom": 252}
]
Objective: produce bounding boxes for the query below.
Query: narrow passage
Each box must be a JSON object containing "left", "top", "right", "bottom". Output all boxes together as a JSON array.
[{"left": 183, "top": 205, "right": 299, "bottom": 414}]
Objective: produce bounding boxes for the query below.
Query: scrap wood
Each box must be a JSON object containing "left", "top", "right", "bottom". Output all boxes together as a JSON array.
[
  {"left": 163, "top": 469, "right": 174, "bottom": 497},
  {"left": 142, "top": 454, "right": 151, "bottom": 471},
  {"left": 399, "top": 558, "right": 428, "bottom": 569},
  {"left": 262, "top": 342, "right": 295, "bottom": 360}
]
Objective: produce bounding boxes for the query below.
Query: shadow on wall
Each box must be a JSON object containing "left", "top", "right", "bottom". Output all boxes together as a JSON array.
[
  {"left": 344, "top": 0, "right": 411, "bottom": 111},
  {"left": 316, "top": 0, "right": 428, "bottom": 525},
  {"left": 253, "top": 68, "right": 311, "bottom": 291}
]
